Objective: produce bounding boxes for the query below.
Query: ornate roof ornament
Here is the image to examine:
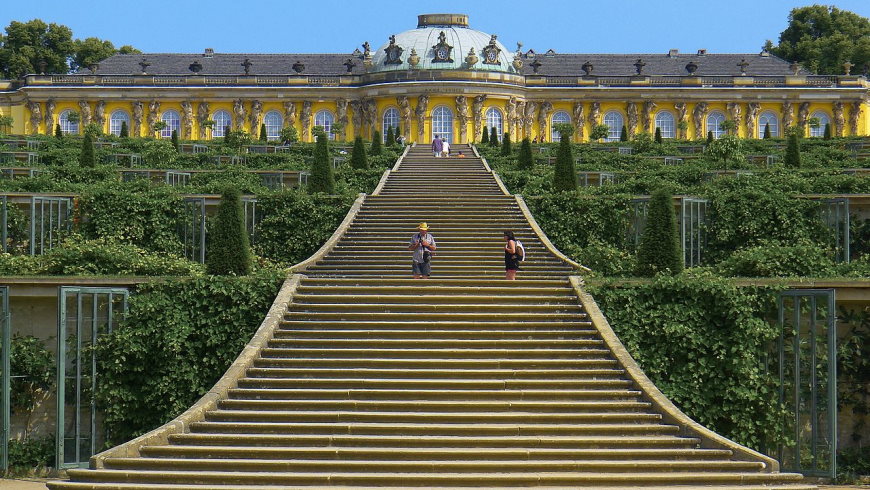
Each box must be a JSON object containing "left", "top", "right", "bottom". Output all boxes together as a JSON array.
[
  {"left": 344, "top": 58, "right": 357, "bottom": 73},
  {"left": 481, "top": 34, "right": 501, "bottom": 65},
  {"left": 292, "top": 61, "right": 305, "bottom": 74},
  {"left": 465, "top": 48, "right": 478, "bottom": 67},
  {"left": 843, "top": 60, "right": 854, "bottom": 75},
  {"left": 383, "top": 35, "right": 403, "bottom": 65},
  {"left": 633, "top": 58, "right": 646, "bottom": 75},
  {"left": 737, "top": 59, "right": 749, "bottom": 76},
  {"left": 789, "top": 61, "right": 800, "bottom": 76},
  {"left": 512, "top": 42, "right": 523, "bottom": 71},
  {"left": 241, "top": 58, "right": 253, "bottom": 75},
  {"left": 530, "top": 59, "right": 542, "bottom": 74},
  {"left": 431, "top": 31, "right": 454, "bottom": 63},
  {"left": 685, "top": 61, "right": 698, "bottom": 75},
  {"left": 189, "top": 61, "right": 203, "bottom": 73},
  {"left": 581, "top": 61, "right": 593, "bottom": 76},
  {"left": 407, "top": 48, "right": 420, "bottom": 68},
  {"left": 138, "top": 58, "right": 151, "bottom": 75}
]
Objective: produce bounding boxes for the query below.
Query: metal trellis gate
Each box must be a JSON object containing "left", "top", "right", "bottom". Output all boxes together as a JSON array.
[
  {"left": 0, "top": 286, "right": 8, "bottom": 471},
  {"left": 179, "top": 198, "right": 206, "bottom": 263},
  {"left": 56, "top": 287, "right": 128, "bottom": 469},
  {"left": 817, "top": 198, "right": 849, "bottom": 263},
  {"left": 30, "top": 196, "right": 72, "bottom": 255}
]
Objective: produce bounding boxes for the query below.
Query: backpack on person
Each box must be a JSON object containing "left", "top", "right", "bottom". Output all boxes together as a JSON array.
[{"left": 515, "top": 240, "right": 526, "bottom": 262}]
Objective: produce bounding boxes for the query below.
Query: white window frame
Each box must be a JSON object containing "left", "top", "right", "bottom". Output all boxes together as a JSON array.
[
  {"left": 485, "top": 107, "right": 503, "bottom": 141},
  {"left": 654, "top": 111, "right": 675, "bottom": 139},
  {"left": 263, "top": 110, "right": 282, "bottom": 141},
  {"left": 758, "top": 111, "right": 779, "bottom": 138},
  {"left": 382, "top": 107, "right": 399, "bottom": 141},
  {"left": 810, "top": 111, "right": 830, "bottom": 138},
  {"left": 551, "top": 111, "right": 571, "bottom": 142},
  {"left": 213, "top": 110, "right": 232, "bottom": 138},
  {"left": 431, "top": 106, "right": 453, "bottom": 143},
  {"left": 706, "top": 111, "right": 726, "bottom": 139},
  {"left": 109, "top": 110, "right": 130, "bottom": 137},
  {"left": 161, "top": 110, "right": 180, "bottom": 139},
  {"left": 59, "top": 110, "right": 79, "bottom": 135},
  {"left": 603, "top": 111, "right": 624, "bottom": 142},
  {"left": 314, "top": 110, "right": 335, "bottom": 140}
]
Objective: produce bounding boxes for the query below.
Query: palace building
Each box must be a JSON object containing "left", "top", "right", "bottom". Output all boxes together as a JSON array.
[{"left": 0, "top": 13, "right": 868, "bottom": 143}]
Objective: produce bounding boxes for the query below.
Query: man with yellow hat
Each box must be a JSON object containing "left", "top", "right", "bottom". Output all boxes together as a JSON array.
[{"left": 408, "top": 222, "right": 437, "bottom": 279}]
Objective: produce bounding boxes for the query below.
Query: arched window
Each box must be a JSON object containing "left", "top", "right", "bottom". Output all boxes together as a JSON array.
[
  {"left": 603, "top": 111, "right": 623, "bottom": 142},
  {"left": 551, "top": 111, "right": 571, "bottom": 142},
  {"left": 654, "top": 111, "right": 675, "bottom": 139},
  {"left": 263, "top": 111, "right": 282, "bottom": 141},
  {"left": 706, "top": 111, "right": 726, "bottom": 139},
  {"left": 810, "top": 111, "right": 830, "bottom": 138},
  {"left": 758, "top": 111, "right": 779, "bottom": 138},
  {"left": 431, "top": 106, "right": 453, "bottom": 143},
  {"left": 485, "top": 107, "right": 503, "bottom": 141},
  {"left": 161, "top": 110, "right": 180, "bottom": 139},
  {"left": 212, "top": 110, "right": 232, "bottom": 138},
  {"left": 314, "top": 110, "right": 334, "bottom": 140},
  {"left": 109, "top": 110, "right": 130, "bottom": 136},
  {"left": 383, "top": 107, "right": 399, "bottom": 141},
  {"left": 59, "top": 110, "right": 79, "bottom": 135}
]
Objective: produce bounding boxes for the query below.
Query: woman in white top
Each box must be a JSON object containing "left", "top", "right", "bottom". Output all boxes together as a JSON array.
[{"left": 441, "top": 139, "right": 450, "bottom": 157}]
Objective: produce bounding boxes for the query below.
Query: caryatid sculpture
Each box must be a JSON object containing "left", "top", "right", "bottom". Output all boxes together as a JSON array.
[
  {"left": 78, "top": 100, "right": 92, "bottom": 127},
  {"left": 674, "top": 102, "right": 688, "bottom": 139},
  {"left": 745, "top": 102, "right": 760, "bottom": 138},
  {"left": 249, "top": 100, "right": 263, "bottom": 135},
  {"left": 625, "top": 101, "right": 638, "bottom": 138},
  {"left": 26, "top": 99, "right": 41, "bottom": 135},
  {"left": 516, "top": 100, "right": 526, "bottom": 137},
  {"left": 588, "top": 102, "right": 601, "bottom": 128},
  {"left": 181, "top": 101, "right": 194, "bottom": 139},
  {"left": 726, "top": 102, "right": 742, "bottom": 132},
  {"left": 94, "top": 101, "right": 106, "bottom": 129},
  {"left": 414, "top": 95, "right": 429, "bottom": 140},
  {"left": 350, "top": 100, "right": 363, "bottom": 137},
  {"left": 197, "top": 101, "right": 210, "bottom": 139},
  {"left": 781, "top": 101, "right": 794, "bottom": 130},
  {"left": 147, "top": 100, "right": 160, "bottom": 133},
  {"left": 692, "top": 102, "right": 709, "bottom": 138},
  {"left": 397, "top": 96, "right": 411, "bottom": 139},
  {"left": 300, "top": 101, "right": 312, "bottom": 141},
  {"left": 642, "top": 100, "right": 657, "bottom": 134},
  {"left": 455, "top": 96, "right": 469, "bottom": 143},
  {"left": 364, "top": 98, "right": 378, "bottom": 138},
  {"left": 132, "top": 101, "right": 144, "bottom": 137},
  {"left": 833, "top": 101, "right": 845, "bottom": 137},
  {"left": 572, "top": 102, "right": 584, "bottom": 139},
  {"left": 505, "top": 97, "right": 518, "bottom": 138},
  {"left": 797, "top": 102, "right": 810, "bottom": 129},
  {"left": 472, "top": 95, "right": 487, "bottom": 142},
  {"left": 232, "top": 99, "right": 246, "bottom": 131},
  {"left": 283, "top": 101, "right": 297, "bottom": 129},
  {"left": 849, "top": 101, "right": 862, "bottom": 136},
  {"left": 336, "top": 99, "right": 349, "bottom": 138},
  {"left": 44, "top": 99, "right": 56, "bottom": 132},
  {"left": 538, "top": 101, "right": 553, "bottom": 140}
]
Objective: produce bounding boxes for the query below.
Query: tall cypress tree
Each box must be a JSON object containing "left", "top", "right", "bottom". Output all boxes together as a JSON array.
[
  {"left": 552, "top": 128, "right": 577, "bottom": 192},
  {"left": 501, "top": 132, "right": 511, "bottom": 155},
  {"left": 309, "top": 132, "right": 335, "bottom": 193},
  {"left": 171, "top": 129, "right": 179, "bottom": 151},
  {"left": 490, "top": 127, "right": 499, "bottom": 147},
  {"left": 636, "top": 188, "right": 683, "bottom": 276},
  {"left": 385, "top": 126, "right": 394, "bottom": 147},
  {"left": 351, "top": 136, "right": 369, "bottom": 169},
  {"left": 119, "top": 121, "right": 128, "bottom": 138},
  {"left": 707, "top": 131, "right": 714, "bottom": 144},
  {"left": 206, "top": 187, "right": 251, "bottom": 276},
  {"left": 80, "top": 133, "right": 96, "bottom": 167},
  {"left": 370, "top": 130, "right": 382, "bottom": 156},
  {"left": 54, "top": 124, "right": 63, "bottom": 139},
  {"left": 481, "top": 126, "right": 489, "bottom": 145},
  {"left": 259, "top": 123, "right": 267, "bottom": 142},
  {"left": 785, "top": 131, "right": 801, "bottom": 168},
  {"left": 619, "top": 125, "right": 628, "bottom": 142},
  {"left": 654, "top": 127, "right": 662, "bottom": 144},
  {"left": 823, "top": 123, "right": 832, "bottom": 140},
  {"left": 517, "top": 137, "right": 533, "bottom": 170},
  {"left": 763, "top": 123, "right": 772, "bottom": 139}
]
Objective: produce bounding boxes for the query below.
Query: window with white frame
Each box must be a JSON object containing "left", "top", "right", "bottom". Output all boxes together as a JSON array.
[
  {"left": 212, "top": 110, "right": 232, "bottom": 137},
  {"left": 810, "top": 111, "right": 830, "bottom": 138},
  {"left": 109, "top": 110, "right": 130, "bottom": 136},
  {"left": 603, "top": 111, "right": 623, "bottom": 142},
  {"left": 758, "top": 111, "right": 779, "bottom": 138},
  {"left": 314, "top": 110, "right": 335, "bottom": 140},
  {"left": 263, "top": 111, "right": 282, "bottom": 141},
  {"left": 485, "top": 107, "right": 503, "bottom": 141},
  {"left": 431, "top": 106, "right": 453, "bottom": 143},
  {"left": 654, "top": 111, "right": 675, "bottom": 139},
  {"left": 59, "top": 110, "right": 79, "bottom": 135},
  {"left": 551, "top": 111, "right": 571, "bottom": 142},
  {"left": 382, "top": 108, "right": 399, "bottom": 141},
  {"left": 161, "top": 110, "right": 180, "bottom": 139},
  {"left": 706, "top": 111, "right": 726, "bottom": 139}
]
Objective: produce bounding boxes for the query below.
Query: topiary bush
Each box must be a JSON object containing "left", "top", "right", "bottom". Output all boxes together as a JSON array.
[
  {"left": 308, "top": 132, "right": 335, "bottom": 193},
  {"left": 635, "top": 188, "right": 683, "bottom": 276},
  {"left": 552, "top": 125, "right": 577, "bottom": 192},
  {"left": 206, "top": 187, "right": 251, "bottom": 276},
  {"left": 517, "top": 137, "right": 533, "bottom": 170},
  {"left": 351, "top": 136, "right": 369, "bottom": 170},
  {"left": 79, "top": 133, "right": 96, "bottom": 168},
  {"left": 785, "top": 131, "right": 801, "bottom": 168},
  {"left": 501, "top": 132, "right": 511, "bottom": 155},
  {"left": 481, "top": 126, "right": 489, "bottom": 145},
  {"left": 370, "top": 130, "right": 382, "bottom": 156}
]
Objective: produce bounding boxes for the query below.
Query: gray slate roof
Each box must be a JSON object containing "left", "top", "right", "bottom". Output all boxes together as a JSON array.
[{"left": 84, "top": 51, "right": 803, "bottom": 77}]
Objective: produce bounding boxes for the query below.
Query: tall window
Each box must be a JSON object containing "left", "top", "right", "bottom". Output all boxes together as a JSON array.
[
  {"left": 383, "top": 107, "right": 399, "bottom": 141},
  {"left": 810, "top": 111, "right": 830, "bottom": 138},
  {"left": 758, "top": 111, "right": 779, "bottom": 138},
  {"left": 431, "top": 106, "right": 453, "bottom": 143},
  {"left": 603, "top": 111, "right": 623, "bottom": 142},
  {"left": 213, "top": 110, "right": 232, "bottom": 137},
  {"left": 551, "top": 111, "right": 571, "bottom": 142},
  {"left": 263, "top": 111, "right": 282, "bottom": 141},
  {"left": 485, "top": 107, "right": 503, "bottom": 141},
  {"left": 59, "top": 110, "right": 79, "bottom": 135},
  {"left": 314, "top": 110, "right": 334, "bottom": 140},
  {"left": 706, "top": 111, "right": 726, "bottom": 139},
  {"left": 109, "top": 110, "right": 130, "bottom": 136},
  {"left": 161, "top": 110, "right": 180, "bottom": 139},
  {"left": 654, "top": 111, "right": 675, "bottom": 139}
]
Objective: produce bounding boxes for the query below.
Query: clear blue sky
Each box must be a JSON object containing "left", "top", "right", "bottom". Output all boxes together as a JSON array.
[{"left": 2, "top": 0, "right": 869, "bottom": 55}]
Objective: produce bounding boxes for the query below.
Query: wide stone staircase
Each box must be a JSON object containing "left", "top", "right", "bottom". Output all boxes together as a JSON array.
[{"left": 49, "top": 144, "right": 813, "bottom": 489}]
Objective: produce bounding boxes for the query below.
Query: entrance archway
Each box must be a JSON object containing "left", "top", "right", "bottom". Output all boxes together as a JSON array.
[{"left": 431, "top": 106, "right": 453, "bottom": 143}]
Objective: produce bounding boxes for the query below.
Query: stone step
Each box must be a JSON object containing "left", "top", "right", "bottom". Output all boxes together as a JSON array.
[
  {"left": 47, "top": 482, "right": 819, "bottom": 490},
  {"left": 203, "top": 410, "right": 659, "bottom": 424},
  {"left": 251, "top": 358, "right": 618, "bottom": 369},
  {"left": 271, "top": 329, "right": 596, "bottom": 340},
  {"left": 282, "top": 312, "right": 588, "bottom": 323},
  {"left": 294, "top": 284, "right": 575, "bottom": 295},
  {"left": 215, "top": 399, "right": 648, "bottom": 413},
  {"left": 286, "top": 302, "right": 582, "bottom": 313},
  {"left": 297, "top": 278, "right": 570, "bottom": 286},
  {"left": 234, "top": 377, "right": 629, "bottom": 390},
  {"left": 259, "top": 347, "right": 609, "bottom": 360},
  {"left": 224, "top": 388, "right": 642, "bottom": 401}
]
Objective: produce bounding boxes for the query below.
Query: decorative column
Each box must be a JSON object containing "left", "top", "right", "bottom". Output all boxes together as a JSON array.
[
  {"left": 181, "top": 101, "right": 194, "bottom": 139},
  {"left": 849, "top": 101, "right": 862, "bottom": 136},
  {"left": 746, "top": 102, "right": 760, "bottom": 139},
  {"left": 78, "top": 100, "right": 92, "bottom": 127},
  {"left": 455, "top": 96, "right": 469, "bottom": 144},
  {"left": 147, "top": 100, "right": 160, "bottom": 136},
  {"left": 642, "top": 100, "right": 657, "bottom": 134},
  {"left": 197, "top": 101, "right": 210, "bottom": 139},
  {"left": 336, "top": 99, "right": 349, "bottom": 141},
  {"left": 44, "top": 99, "right": 56, "bottom": 135},
  {"left": 692, "top": 102, "right": 708, "bottom": 139},
  {"left": 397, "top": 96, "right": 411, "bottom": 140},
  {"left": 94, "top": 101, "right": 106, "bottom": 132},
  {"left": 414, "top": 95, "right": 429, "bottom": 142},
  {"left": 572, "top": 102, "right": 584, "bottom": 142},
  {"left": 727, "top": 102, "right": 742, "bottom": 136},
  {"left": 300, "top": 101, "right": 312, "bottom": 141},
  {"left": 626, "top": 101, "right": 638, "bottom": 139},
  {"left": 472, "top": 95, "right": 486, "bottom": 143},
  {"left": 233, "top": 99, "right": 246, "bottom": 131},
  {"left": 249, "top": 100, "right": 262, "bottom": 136},
  {"left": 26, "top": 99, "right": 41, "bottom": 135},
  {"left": 833, "top": 101, "right": 845, "bottom": 137},
  {"left": 674, "top": 102, "right": 688, "bottom": 140},
  {"left": 781, "top": 101, "right": 794, "bottom": 131},
  {"left": 132, "top": 101, "right": 144, "bottom": 138},
  {"left": 538, "top": 101, "right": 552, "bottom": 141}
]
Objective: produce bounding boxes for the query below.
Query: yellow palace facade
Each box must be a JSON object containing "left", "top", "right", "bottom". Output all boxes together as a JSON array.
[{"left": 0, "top": 14, "right": 868, "bottom": 143}]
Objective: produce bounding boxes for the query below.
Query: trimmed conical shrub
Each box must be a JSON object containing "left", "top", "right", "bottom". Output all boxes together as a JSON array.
[
  {"left": 55, "top": 124, "right": 63, "bottom": 139},
  {"left": 501, "top": 132, "right": 511, "bottom": 155},
  {"left": 351, "top": 136, "right": 369, "bottom": 169},
  {"left": 80, "top": 133, "right": 96, "bottom": 167},
  {"left": 636, "top": 189, "right": 683, "bottom": 276},
  {"left": 120, "top": 121, "right": 128, "bottom": 138},
  {"left": 259, "top": 123, "right": 267, "bottom": 142},
  {"left": 517, "top": 137, "right": 533, "bottom": 170},
  {"left": 481, "top": 127, "right": 489, "bottom": 145},
  {"left": 763, "top": 123, "right": 771, "bottom": 139},
  {"left": 619, "top": 125, "right": 628, "bottom": 142},
  {"left": 654, "top": 127, "right": 662, "bottom": 144},
  {"left": 309, "top": 132, "right": 335, "bottom": 193},
  {"left": 707, "top": 131, "right": 714, "bottom": 144},
  {"left": 385, "top": 126, "right": 394, "bottom": 147},
  {"left": 206, "top": 187, "right": 251, "bottom": 276},
  {"left": 490, "top": 127, "right": 499, "bottom": 147},
  {"left": 171, "top": 130, "right": 179, "bottom": 151},
  {"left": 553, "top": 128, "right": 577, "bottom": 192},
  {"left": 823, "top": 123, "right": 831, "bottom": 140},
  {"left": 370, "top": 130, "right": 382, "bottom": 156},
  {"left": 785, "top": 131, "right": 801, "bottom": 168}
]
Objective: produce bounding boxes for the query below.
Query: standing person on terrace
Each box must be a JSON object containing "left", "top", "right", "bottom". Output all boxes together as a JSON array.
[
  {"left": 431, "top": 134, "right": 443, "bottom": 157},
  {"left": 409, "top": 222, "right": 436, "bottom": 279},
  {"left": 504, "top": 230, "right": 521, "bottom": 280}
]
